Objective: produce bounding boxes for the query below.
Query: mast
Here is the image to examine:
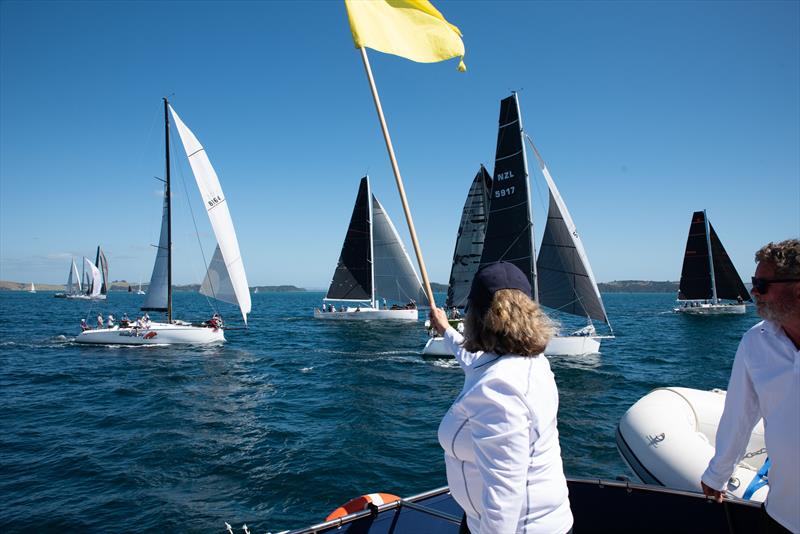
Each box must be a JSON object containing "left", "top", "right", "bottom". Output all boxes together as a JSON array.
[
  {"left": 703, "top": 209, "right": 717, "bottom": 303},
  {"left": 164, "top": 97, "right": 173, "bottom": 322},
  {"left": 367, "top": 176, "right": 376, "bottom": 309},
  {"left": 514, "top": 92, "right": 538, "bottom": 302}
]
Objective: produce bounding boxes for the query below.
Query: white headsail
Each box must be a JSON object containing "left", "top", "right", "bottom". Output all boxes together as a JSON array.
[
  {"left": 68, "top": 258, "right": 81, "bottom": 294},
  {"left": 85, "top": 258, "right": 102, "bottom": 298},
  {"left": 168, "top": 105, "right": 251, "bottom": 324},
  {"left": 141, "top": 186, "right": 170, "bottom": 312}
]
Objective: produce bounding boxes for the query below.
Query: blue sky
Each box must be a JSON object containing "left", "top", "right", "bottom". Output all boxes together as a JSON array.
[{"left": 1, "top": 0, "right": 798, "bottom": 289}]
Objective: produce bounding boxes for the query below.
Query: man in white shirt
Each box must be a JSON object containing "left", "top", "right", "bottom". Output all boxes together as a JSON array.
[{"left": 701, "top": 239, "right": 800, "bottom": 533}]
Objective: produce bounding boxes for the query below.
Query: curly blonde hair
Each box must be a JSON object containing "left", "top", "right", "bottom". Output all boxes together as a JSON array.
[
  {"left": 462, "top": 289, "right": 555, "bottom": 356},
  {"left": 755, "top": 239, "right": 800, "bottom": 277}
]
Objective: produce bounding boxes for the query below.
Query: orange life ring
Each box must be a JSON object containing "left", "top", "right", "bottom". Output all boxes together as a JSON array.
[{"left": 325, "top": 492, "right": 400, "bottom": 521}]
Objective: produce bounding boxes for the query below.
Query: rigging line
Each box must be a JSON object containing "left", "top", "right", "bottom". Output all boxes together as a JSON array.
[{"left": 171, "top": 130, "right": 219, "bottom": 316}]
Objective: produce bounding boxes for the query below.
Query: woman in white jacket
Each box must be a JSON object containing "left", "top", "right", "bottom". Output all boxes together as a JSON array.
[{"left": 430, "top": 261, "right": 573, "bottom": 534}]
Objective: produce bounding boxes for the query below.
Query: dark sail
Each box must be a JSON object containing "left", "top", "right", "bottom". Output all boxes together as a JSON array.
[
  {"left": 96, "top": 246, "right": 109, "bottom": 295},
  {"left": 479, "top": 93, "right": 534, "bottom": 288},
  {"left": 325, "top": 177, "right": 372, "bottom": 301},
  {"left": 678, "top": 211, "right": 713, "bottom": 300},
  {"left": 537, "top": 191, "right": 609, "bottom": 322},
  {"left": 709, "top": 223, "right": 751, "bottom": 301},
  {"left": 446, "top": 165, "right": 492, "bottom": 308}
]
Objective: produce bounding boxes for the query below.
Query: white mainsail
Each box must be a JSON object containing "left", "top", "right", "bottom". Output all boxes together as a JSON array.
[
  {"left": 142, "top": 187, "right": 170, "bottom": 312},
  {"left": 371, "top": 195, "right": 425, "bottom": 305},
  {"left": 168, "top": 105, "right": 250, "bottom": 324},
  {"left": 85, "top": 258, "right": 102, "bottom": 298}
]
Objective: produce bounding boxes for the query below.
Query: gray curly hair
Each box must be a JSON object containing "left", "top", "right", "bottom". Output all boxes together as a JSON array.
[{"left": 755, "top": 239, "right": 800, "bottom": 277}]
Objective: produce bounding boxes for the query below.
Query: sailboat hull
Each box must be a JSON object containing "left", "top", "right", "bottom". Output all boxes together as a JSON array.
[
  {"left": 314, "top": 307, "right": 418, "bottom": 321},
  {"left": 423, "top": 333, "right": 601, "bottom": 357},
  {"left": 673, "top": 303, "right": 746, "bottom": 315},
  {"left": 65, "top": 294, "right": 107, "bottom": 301},
  {"left": 75, "top": 322, "right": 224, "bottom": 345}
]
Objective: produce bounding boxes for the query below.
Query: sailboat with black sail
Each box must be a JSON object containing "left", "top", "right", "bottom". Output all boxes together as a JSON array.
[
  {"left": 315, "top": 176, "right": 424, "bottom": 320},
  {"left": 76, "top": 98, "right": 250, "bottom": 344},
  {"left": 424, "top": 93, "right": 612, "bottom": 356},
  {"left": 673, "top": 210, "right": 750, "bottom": 314}
]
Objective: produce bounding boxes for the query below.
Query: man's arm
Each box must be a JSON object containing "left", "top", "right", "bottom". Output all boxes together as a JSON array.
[{"left": 700, "top": 338, "right": 761, "bottom": 497}]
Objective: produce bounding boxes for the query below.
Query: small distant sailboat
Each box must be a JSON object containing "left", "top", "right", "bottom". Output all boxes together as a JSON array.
[
  {"left": 76, "top": 98, "right": 250, "bottom": 345},
  {"left": 673, "top": 210, "right": 750, "bottom": 315},
  {"left": 315, "top": 176, "right": 424, "bottom": 320},
  {"left": 253, "top": 287, "right": 259, "bottom": 294},
  {"left": 28, "top": 282, "right": 36, "bottom": 293},
  {"left": 136, "top": 280, "right": 145, "bottom": 295},
  {"left": 424, "top": 93, "right": 612, "bottom": 356},
  {"left": 55, "top": 258, "right": 82, "bottom": 298}
]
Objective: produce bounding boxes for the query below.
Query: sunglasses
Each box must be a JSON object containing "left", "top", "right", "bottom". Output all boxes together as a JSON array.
[{"left": 751, "top": 277, "right": 800, "bottom": 294}]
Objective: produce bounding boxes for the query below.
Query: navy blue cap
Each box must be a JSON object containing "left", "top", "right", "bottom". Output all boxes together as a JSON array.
[{"left": 468, "top": 261, "right": 532, "bottom": 316}]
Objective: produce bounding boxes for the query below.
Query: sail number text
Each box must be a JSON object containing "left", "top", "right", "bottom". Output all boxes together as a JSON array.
[
  {"left": 495, "top": 186, "right": 515, "bottom": 198},
  {"left": 207, "top": 195, "right": 224, "bottom": 208}
]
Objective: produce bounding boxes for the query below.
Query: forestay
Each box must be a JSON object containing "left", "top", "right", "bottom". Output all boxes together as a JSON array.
[
  {"left": 371, "top": 195, "right": 425, "bottom": 304},
  {"left": 534, "top": 147, "right": 609, "bottom": 324},
  {"left": 168, "top": 105, "right": 251, "bottom": 324},
  {"left": 142, "top": 188, "right": 170, "bottom": 312},
  {"left": 446, "top": 166, "right": 492, "bottom": 309}
]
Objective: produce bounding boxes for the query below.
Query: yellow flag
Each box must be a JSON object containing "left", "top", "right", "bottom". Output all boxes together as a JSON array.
[{"left": 345, "top": 0, "right": 466, "bottom": 72}]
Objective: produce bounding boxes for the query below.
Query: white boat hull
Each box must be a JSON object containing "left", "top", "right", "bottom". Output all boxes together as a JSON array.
[
  {"left": 674, "top": 303, "right": 746, "bottom": 315},
  {"left": 422, "top": 332, "right": 601, "bottom": 357},
  {"left": 314, "top": 307, "right": 418, "bottom": 321},
  {"left": 75, "top": 321, "right": 224, "bottom": 345},
  {"left": 616, "top": 387, "right": 768, "bottom": 502},
  {"left": 65, "top": 294, "right": 107, "bottom": 301}
]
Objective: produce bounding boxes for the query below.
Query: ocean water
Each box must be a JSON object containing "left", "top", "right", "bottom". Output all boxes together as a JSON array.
[{"left": 0, "top": 291, "right": 759, "bottom": 532}]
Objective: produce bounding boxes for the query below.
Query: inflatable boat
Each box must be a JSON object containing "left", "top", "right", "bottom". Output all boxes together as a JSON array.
[{"left": 616, "top": 387, "right": 769, "bottom": 502}]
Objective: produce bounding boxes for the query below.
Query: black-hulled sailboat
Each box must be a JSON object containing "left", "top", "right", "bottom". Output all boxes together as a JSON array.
[
  {"left": 674, "top": 210, "right": 750, "bottom": 314},
  {"left": 315, "top": 176, "right": 425, "bottom": 321},
  {"left": 424, "top": 93, "right": 612, "bottom": 356}
]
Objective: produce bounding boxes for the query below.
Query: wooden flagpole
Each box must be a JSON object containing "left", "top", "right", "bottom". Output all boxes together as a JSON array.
[{"left": 358, "top": 47, "right": 436, "bottom": 309}]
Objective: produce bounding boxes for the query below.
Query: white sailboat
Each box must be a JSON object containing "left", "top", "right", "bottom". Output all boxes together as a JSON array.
[
  {"left": 136, "top": 281, "right": 146, "bottom": 295},
  {"left": 65, "top": 247, "right": 108, "bottom": 300},
  {"left": 424, "top": 93, "right": 612, "bottom": 356},
  {"left": 28, "top": 282, "right": 36, "bottom": 293},
  {"left": 76, "top": 98, "right": 250, "bottom": 345},
  {"left": 314, "top": 176, "right": 424, "bottom": 321},
  {"left": 55, "top": 258, "right": 82, "bottom": 298},
  {"left": 673, "top": 210, "right": 750, "bottom": 315}
]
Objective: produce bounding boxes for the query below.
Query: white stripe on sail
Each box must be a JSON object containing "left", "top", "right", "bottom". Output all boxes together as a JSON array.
[{"left": 168, "top": 105, "right": 251, "bottom": 324}]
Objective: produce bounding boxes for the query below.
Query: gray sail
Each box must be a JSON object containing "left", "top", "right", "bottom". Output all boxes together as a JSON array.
[
  {"left": 532, "top": 138, "right": 609, "bottom": 324},
  {"left": 371, "top": 195, "right": 425, "bottom": 304},
  {"left": 446, "top": 165, "right": 492, "bottom": 308},
  {"left": 200, "top": 244, "right": 238, "bottom": 306},
  {"left": 141, "top": 187, "right": 169, "bottom": 312},
  {"left": 536, "top": 193, "right": 608, "bottom": 322}
]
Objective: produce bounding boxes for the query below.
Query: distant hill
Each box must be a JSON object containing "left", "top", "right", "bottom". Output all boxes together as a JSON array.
[
  {"left": 430, "top": 282, "right": 448, "bottom": 292},
  {"left": 598, "top": 280, "right": 679, "bottom": 293}
]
